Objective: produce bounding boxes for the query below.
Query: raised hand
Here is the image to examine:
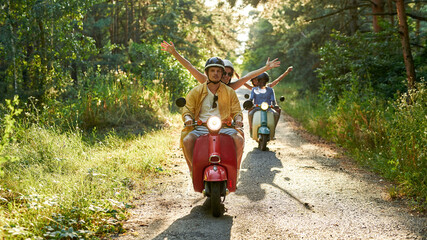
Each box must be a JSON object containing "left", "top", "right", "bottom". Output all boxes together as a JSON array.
[
  {"left": 160, "top": 41, "right": 176, "bottom": 54},
  {"left": 265, "top": 57, "right": 281, "bottom": 70}
]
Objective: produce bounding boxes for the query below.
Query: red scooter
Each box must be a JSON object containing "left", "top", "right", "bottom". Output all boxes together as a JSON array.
[{"left": 176, "top": 98, "right": 249, "bottom": 217}]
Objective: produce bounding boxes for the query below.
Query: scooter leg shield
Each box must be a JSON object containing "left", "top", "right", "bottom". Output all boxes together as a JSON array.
[
  {"left": 252, "top": 111, "right": 262, "bottom": 140},
  {"left": 266, "top": 111, "right": 275, "bottom": 138},
  {"left": 193, "top": 134, "right": 238, "bottom": 193},
  {"left": 192, "top": 135, "right": 210, "bottom": 193}
]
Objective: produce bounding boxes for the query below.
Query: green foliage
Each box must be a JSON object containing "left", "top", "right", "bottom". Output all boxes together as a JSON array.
[
  {"left": 126, "top": 41, "right": 196, "bottom": 105},
  {"left": 386, "top": 83, "right": 427, "bottom": 207},
  {"left": 0, "top": 96, "right": 22, "bottom": 176},
  {"left": 317, "top": 30, "right": 407, "bottom": 104},
  {"left": 0, "top": 0, "right": 99, "bottom": 101},
  {"left": 241, "top": 18, "right": 282, "bottom": 75},
  {"left": 241, "top": 0, "right": 366, "bottom": 88}
]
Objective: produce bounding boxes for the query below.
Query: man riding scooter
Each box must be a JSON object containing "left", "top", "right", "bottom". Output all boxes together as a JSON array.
[
  {"left": 179, "top": 57, "right": 245, "bottom": 217},
  {"left": 181, "top": 57, "right": 244, "bottom": 175}
]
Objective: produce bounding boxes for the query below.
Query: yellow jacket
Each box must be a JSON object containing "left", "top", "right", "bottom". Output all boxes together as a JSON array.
[{"left": 180, "top": 82, "right": 242, "bottom": 146}]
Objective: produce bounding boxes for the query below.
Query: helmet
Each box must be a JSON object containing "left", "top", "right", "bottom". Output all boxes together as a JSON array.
[
  {"left": 256, "top": 72, "right": 270, "bottom": 82},
  {"left": 223, "top": 59, "right": 234, "bottom": 72},
  {"left": 204, "top": 57, "right": 225, "bottom": 72}
]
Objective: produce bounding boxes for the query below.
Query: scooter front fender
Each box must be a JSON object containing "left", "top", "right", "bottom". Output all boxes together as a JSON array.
[
  {"left": 258, "top": 126, "right": 270, "bottom": 135},
  {"left": 204, "top": 165, "right": 227, "bottom": 182}
]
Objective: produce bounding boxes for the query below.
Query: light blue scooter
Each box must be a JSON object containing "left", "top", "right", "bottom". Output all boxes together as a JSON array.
[{"left": 244, "top": 95, "right": 284, "bottom": 151}]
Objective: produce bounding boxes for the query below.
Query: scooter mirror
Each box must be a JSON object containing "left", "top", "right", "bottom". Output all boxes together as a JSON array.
[
  {"left": 175, "top": 98, "right": 186, "bottom": 107},
  {"left": 279, "top": 96, "right": 285, "bottom": 102},
  {"left": 244, "top": 94, "right": 250, "bottom": 99},
  {"left": 243, "top": 100, "right": 253, "bottom": 110}
]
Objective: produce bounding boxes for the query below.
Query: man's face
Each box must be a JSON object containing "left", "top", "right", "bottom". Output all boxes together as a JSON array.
[
  {"left": 207, "top": 67, "right": 223, "bottom": 82},
  {"left": 221, "top": 67, "right": 233, "bottom": 84}
]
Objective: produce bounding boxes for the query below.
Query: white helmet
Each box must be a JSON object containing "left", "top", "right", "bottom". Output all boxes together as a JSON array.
[{"left": 223, "top": 59, "right": 234, "bottom": 71}]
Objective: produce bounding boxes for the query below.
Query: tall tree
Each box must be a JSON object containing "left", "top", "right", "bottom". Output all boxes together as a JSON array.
[
  {"left": 395, "top": 0, "right": 416, "bottom": 89},
  {"left": 372, "top": 0, "right": 385, "bottom": 32}
]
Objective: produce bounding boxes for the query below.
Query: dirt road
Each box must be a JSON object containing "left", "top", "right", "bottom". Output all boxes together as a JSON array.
[{"left": 115, "top": 88, "right": 426, "bottom": 239}]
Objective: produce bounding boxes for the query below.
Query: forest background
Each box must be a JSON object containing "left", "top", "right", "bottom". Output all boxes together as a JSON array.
[{"left": 0, "top": 0, "right": 426, "bottom": 238}]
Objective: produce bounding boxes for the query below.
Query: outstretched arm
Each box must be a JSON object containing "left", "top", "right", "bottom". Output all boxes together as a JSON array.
[
  {"left": 243, "top": 83, "right": 253, "bottom": 90},
  {"left": 269, "top": 66, "right": 293, "bottom": 88},
  {"left": 233, "top": 72, "right": 253, "bottom": 90},
  {"left": 229, "top": 57, "right": 281, "bottom": 90},
  {"left": 160, "top": 41, "right": 207, "bottom": 83}
]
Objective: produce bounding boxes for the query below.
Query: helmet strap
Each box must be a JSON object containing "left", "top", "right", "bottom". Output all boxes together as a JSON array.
[
  {"left": 207, "top": 80, "right": 221, "bottom": 85},
  {"left": 220, "top": 80, "right": 231, "bottom": 85}
]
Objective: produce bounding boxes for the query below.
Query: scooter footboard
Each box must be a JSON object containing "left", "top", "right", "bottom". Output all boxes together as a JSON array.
[{"left": 192, "top": 134, "right": 238, "bottom": 192}]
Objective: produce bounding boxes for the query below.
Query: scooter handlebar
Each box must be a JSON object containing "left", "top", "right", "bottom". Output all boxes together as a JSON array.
[
  {"left": 253, "top": 104, "right": 275, "bottom": 108},
  {"left": 184, "top": 120, "right": 236, "bottom": 128}
]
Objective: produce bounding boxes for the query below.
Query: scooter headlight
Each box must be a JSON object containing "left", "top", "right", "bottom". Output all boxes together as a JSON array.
[
  {"left": 207, "top": 116, "right": 222, "bottom": 131},
  {"left": 260, "top": 102, "right": 269, "bottom": 111}
]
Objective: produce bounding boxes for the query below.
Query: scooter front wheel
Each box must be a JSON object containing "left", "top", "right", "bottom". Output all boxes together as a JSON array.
[
  {"left": 259, "top": 134, "right": 268, "bottom": 151},
  {"left": 210, "top": 182, "right": 222, "bottom": 217}
]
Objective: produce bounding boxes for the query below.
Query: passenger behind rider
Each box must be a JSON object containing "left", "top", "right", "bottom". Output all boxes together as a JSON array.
[
  {"left": 160, "top": 41, "right": 280, "bottom": 89},
  {"left": 248, "top": 72, "right": 280, "bottom": 135},
  {"left": 181, "top": 57, "right": 244, "bottom": 173}
]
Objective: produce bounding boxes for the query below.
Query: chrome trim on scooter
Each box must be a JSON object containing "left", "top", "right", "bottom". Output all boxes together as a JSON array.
[{"left": 209, "top": 155, "right": 221, "bottom": 163}]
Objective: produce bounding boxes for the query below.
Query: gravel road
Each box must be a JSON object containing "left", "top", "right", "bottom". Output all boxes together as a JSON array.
[{"left": 115, "top": 88, "right": 426, "bottom": 240}]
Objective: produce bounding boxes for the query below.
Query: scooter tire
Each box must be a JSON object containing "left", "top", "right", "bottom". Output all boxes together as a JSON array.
[
  {"left": 210, "top": 182, "right": 222, "bottom": 217},
  {"left": 259, "top": 134, "right": 268, "bottom": 151}
]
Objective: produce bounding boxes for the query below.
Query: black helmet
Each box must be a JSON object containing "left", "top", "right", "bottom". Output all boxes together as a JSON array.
[
  {"left": 256, "top": 72, "right": 270, "bottom": 82},
  {"left": 204, "top": 57, "right": 225, "bottom": 73}
]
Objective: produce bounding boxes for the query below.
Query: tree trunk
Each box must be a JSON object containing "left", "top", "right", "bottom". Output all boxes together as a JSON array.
[
  {"left": 125, "top": 0, "right": 128, "bottom": 46},
  {"left": 37, "top": 18, "right": 47, "bottom": 96},
  {"left": 372, "top": 0, "right": 384, "bottom": 32},
  {"left": 395, "top": 0, "right": 416, "bottom": 89},
  {"left": 387, "top": 0, "right": 395, "bottom": 26},
  {"left": 115, "top": 1, "right": 119, "bottom": 53},
  {"left": 7, "top": 0, "right": 18, "bottom": 95},
  {"left": 71, "top": 61, "right": 78, "bottom": 86},
  {"left": 110, "top": 0, "right": 115, "bottom": 47},
  {"left": 415, "top": 0, "right": 420, "bottom": 44},
  {"left": 23, "top": 44, "right": 33, "bottom": 92},
  {"left": 349, "top": 0, "right": 359, "bottom": 35},
  {"left": 130, "top": 0, "right": 135, "bottom": 41}
]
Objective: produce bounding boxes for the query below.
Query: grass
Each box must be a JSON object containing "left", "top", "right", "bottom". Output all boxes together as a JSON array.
[
  {"left": 275, "top": 82, "right": 329, "bottom": 136},
  {"left": 0, "top": 113, "right": 182, "bottom": 239}
]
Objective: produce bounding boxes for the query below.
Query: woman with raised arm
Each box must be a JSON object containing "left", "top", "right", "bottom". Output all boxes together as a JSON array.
[
  {"left": 160, "top": 41, "right": 281, "bottom": 90},
  {"left": 243, "top": 66, "right": 293, "bottom": 90}
]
